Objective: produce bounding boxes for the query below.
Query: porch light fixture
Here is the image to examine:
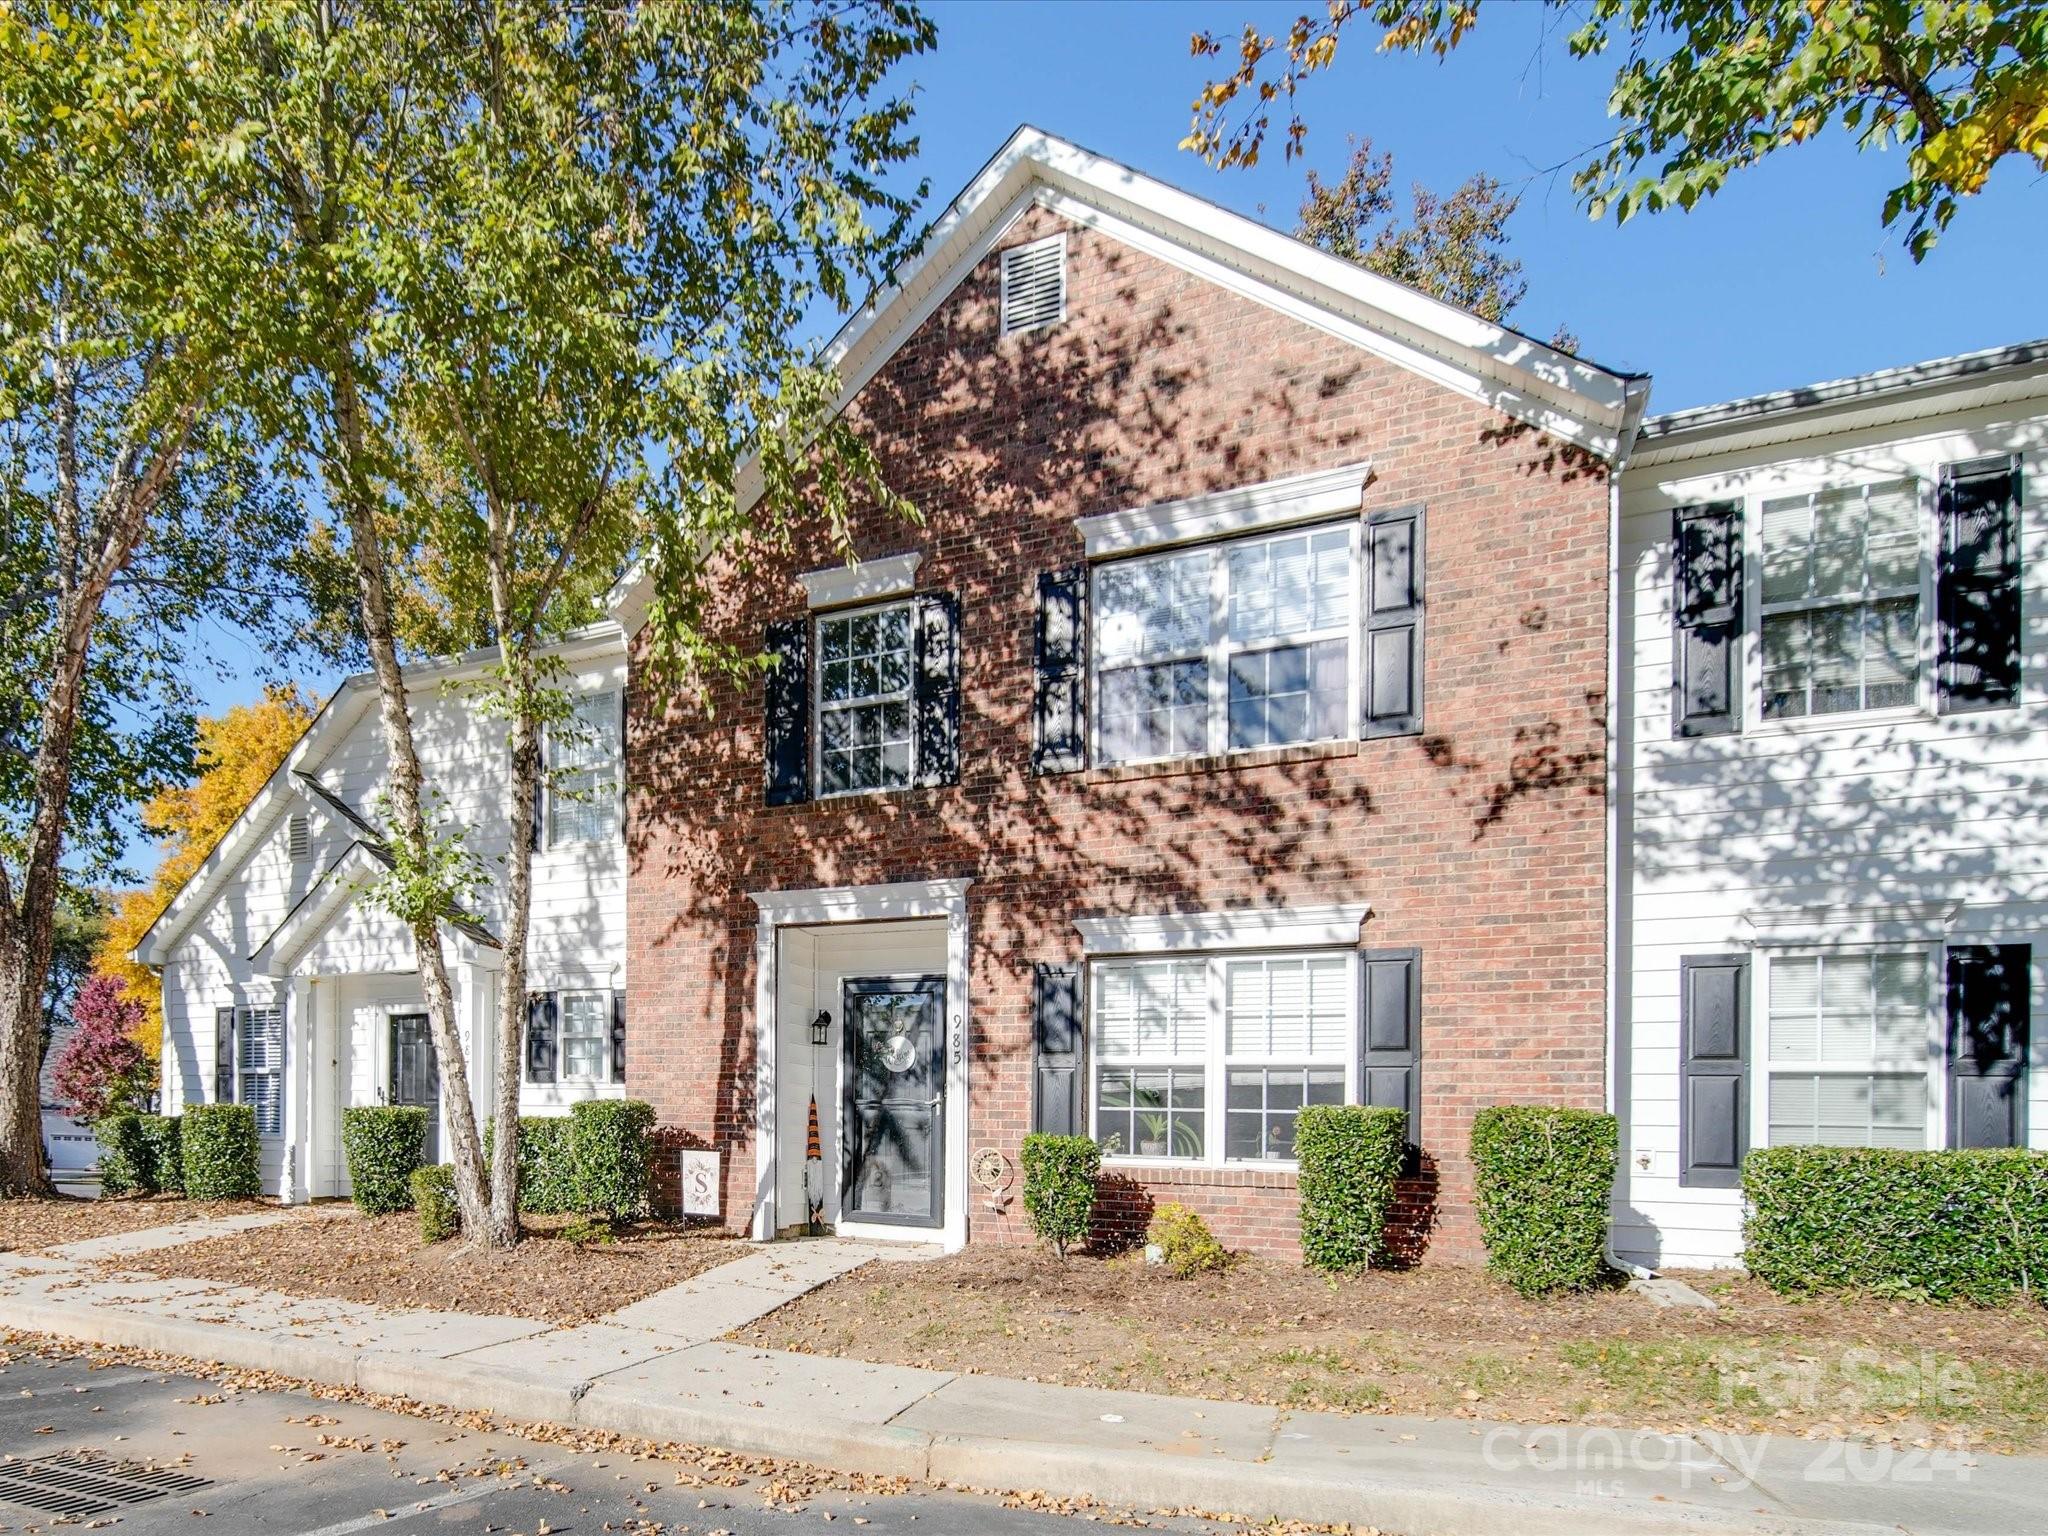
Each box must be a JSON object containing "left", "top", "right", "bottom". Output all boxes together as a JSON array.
[{"left": 811, "top": 1010, "right": 832, "bottom": 1047}]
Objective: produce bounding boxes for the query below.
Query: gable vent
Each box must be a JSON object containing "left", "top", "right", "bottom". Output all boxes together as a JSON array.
[
  {"left": 287, "top": 813, "right": 310, "bottom": 860},
  {"left": 1000, "top": 234, "right": 1066, "bottom": 336}
]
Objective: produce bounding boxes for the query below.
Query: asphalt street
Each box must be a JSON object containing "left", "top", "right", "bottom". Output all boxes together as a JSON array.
[{"left": 0, "top": 1346, "right": 1231, "bottom": 1536}]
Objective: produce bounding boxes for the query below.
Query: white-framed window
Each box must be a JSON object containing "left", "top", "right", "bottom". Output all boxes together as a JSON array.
[
  {"left": 546, "top": 689, "right": 621, "bottom": 846},
  {"left": 1757, "top": 478, "right": 1923, "bottom": 721},
  {"left": 815, "top": 600, "right": 914, "bottom": 796},
  {"left": 558, "top": 989, "right": 610, "bottom": 1083},
  {"left": 1090, "top": 950, "right": 1352, "bottom": 1165},
  {"left": 236, "top": 1005, "right": 284, "bottom": 1137},
  {"left": 1093, "top": 522, "right": 1356, "bottom": 766},
  {"left": 1762, "top": 949, "right": 1933, "bottom": 1149}
]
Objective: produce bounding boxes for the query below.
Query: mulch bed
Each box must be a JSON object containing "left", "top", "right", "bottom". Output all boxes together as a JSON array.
[
  {"left": 0, "top": 1195, "right": 275, "bottom": 1253},
  {"left": 133, "top": 1208, "right": 742, "bottom": 1325},
  {"left": 737, "top": 1247, "right": 2048, "bottom": 1452}
]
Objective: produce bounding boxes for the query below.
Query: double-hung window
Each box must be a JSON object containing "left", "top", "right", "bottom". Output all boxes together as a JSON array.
[
  {"left": 546, "top": 690, "right": 621, "bottom": 845},
  {"left": 558, "top": 990, "right": 610, "bottom": 1083},
  {"left": 816, "top": 601, "right": 914, "bottom": 795},
  {"left": 1764, "top": 951, "right": 1930, "bottom": 1148},
  {"left": 1094, "top": 524, "right": 1355, "bottom": 765},
  {"left": 1759, "top": 480, "right": 1921, "bottom": 720},
  {"left": 1091, "top": 951, "right": 1351, "bottom": 1165},
  {"left": 237, "top": 1005, "right": 284, "bottom": 1136}
]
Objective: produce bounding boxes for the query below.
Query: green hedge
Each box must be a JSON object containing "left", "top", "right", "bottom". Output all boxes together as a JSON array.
[
  {"left": 342, "top": 1106, "right": 428, "bottom": 1214},
  {"left": 569, "top": 1100, "right": 654, "bottom": 1222},
  {"left": 96, "top": 1113, "right": 147, "bottom": 1196},
  {"left": 485, "top": 1116, "right": 579, "bottom": 1214},
  {"left": 181, "top": 1103, "right": 261, "bottom": 1200},
  {"left": 411, "top": 1164, "right": 459, "bottom": 1244},
  {"left": 1743, "top": 1146, "right": 2048, "bottom": 1304},
  {"left": 1296, "top": 1105, "right": 1407, "bottom": 1272},
  {"left": 1146, "top": 1201, "right": 1230, "bottom": 1275},
  {"left": 1021, "top": 1133, "right": 1099, "bottom": 1257},
  {"left": 1470, "top": 1105, "right": 1617, "bottom": 1297},
  {"left": 138, "top": 1114, "right": 184, "bottom": 1196}
]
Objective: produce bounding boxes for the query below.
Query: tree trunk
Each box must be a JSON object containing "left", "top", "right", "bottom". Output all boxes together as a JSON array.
[{"left": 481, "top": 693, "right": 540, "bottom": 1250}]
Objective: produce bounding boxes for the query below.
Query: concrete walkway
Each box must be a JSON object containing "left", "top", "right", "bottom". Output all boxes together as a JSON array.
[{"left": 0, "top": 1215, "right": 2037, "bottom": 1536}]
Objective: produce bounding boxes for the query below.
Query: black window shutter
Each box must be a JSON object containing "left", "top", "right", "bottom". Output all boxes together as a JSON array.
[
  {"left": 913, "top": 591, "right": 962, "bottom": 788},
  {"left": 1032, "top": 566, "right": 1087, "bottom": 774},
  {"left": 1359, "top": 948, "right": 1422, "bottom": 1172},
  {"left": 1947, "top": 944, "right": 2029, "bottom": 1148},
  {"left": 214, "top": 1006, "right": 236, "bottom": 1103},
  {"left": 1031, "top": 962, "right": 1084, "bottom": 1135},
  {"left": 1672, "top": 502, "right": 1743, "bottom": 737},
  {"left": 1937, "top": 456, "right": 2022, "bottom": 714},
  {"left": 610, "top": 989, "right": 627, "bottom": 1084},
  {"left": 1679, "top": 954, "right": 1749, "bottom": 1187},
  {"left": 525, "top": 991, "right": 557, "bottom": 1084},
  {"left": 530, "top": 769, "right": 545, "bottom": 853},
  {"left": 763, "top": 617, "right": 812, "bottom": 805},
  {"left": 1362, "top": 505, "right": 1424, "bottom": 737}
]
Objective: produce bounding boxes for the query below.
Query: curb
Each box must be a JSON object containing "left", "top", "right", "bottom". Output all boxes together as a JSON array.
[{"left": 0, "top": 1299, "right": 1912, "bottom": 1536}]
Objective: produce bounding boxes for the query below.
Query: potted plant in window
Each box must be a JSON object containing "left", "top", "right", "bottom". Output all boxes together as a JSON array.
[{"left": 1138, "top": 1112, "right": 1169, "bottom": 1158}]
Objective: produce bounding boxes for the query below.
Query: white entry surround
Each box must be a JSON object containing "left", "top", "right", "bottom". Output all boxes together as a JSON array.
[{"left": 748, "top": 878, "right": 973, "bottom": 1253}]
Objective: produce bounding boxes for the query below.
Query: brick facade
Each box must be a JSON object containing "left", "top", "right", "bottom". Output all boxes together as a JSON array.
[{"left": 625, "top": 203, "right": 1611, "bottom": 1262}]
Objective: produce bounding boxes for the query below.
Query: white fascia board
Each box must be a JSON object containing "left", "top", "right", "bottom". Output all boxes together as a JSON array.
[
  {"left": 799, "top": 551, "right": 923, "bottom": 610},
  {"left": 1077, "top": 459, "right": 1371, "bottom": 559},
  {"left": 1076, "top": 902, "right": 1370, "bottom": 956},
  {"left": 749, "top": 876, "right": 973, "bottom": 928}
]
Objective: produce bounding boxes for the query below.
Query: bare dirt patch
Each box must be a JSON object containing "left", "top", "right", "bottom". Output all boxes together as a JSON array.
[
  {"left": 132, "top": 1208, "right": 741, "bottom": 1324},
  {"left": 0, "top": 1195, "right": 275, "bottom": 1253},
  {"left": 737, "top": 1247, "right": 2048, "bottom": 1453}
]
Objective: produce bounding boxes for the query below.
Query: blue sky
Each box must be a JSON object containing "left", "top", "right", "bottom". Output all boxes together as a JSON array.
[{"left": 158, "top": 0, "right": 2045, "bottom": 863}]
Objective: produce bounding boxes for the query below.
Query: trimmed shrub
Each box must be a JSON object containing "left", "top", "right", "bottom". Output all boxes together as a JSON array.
[
  {"left": 1296, "top": 1104, "right": 1406, "bottom": 1273},
  {"left": 1021, "top": 1133, "right": 1100, "bottom": 1257},
  {"left": 341, "top": 1106, "right": 428, "bottom": 1214},
  {"left": 411, "top": 1164, "right": 459, "bottom": 1244},
  {"left": 96, "top": 1112, "right": 147, "bottom": 1196},
  {"left": 138, "top": 1114, "right": 184, "bottom": 1196},
  {"left": 485, "top": 1116, "right": 580, "bottom": 1214},
  {"left": 1470, "top": 1105, "right": 1617, "bottom": 1297},
  {"left": 1146, "top": 1201, "right": 1230, "bottom": 1275},
  {"left": 570, "top": 1100, "right": 655, "bottom": 1223},
  {"left": 181, "top": 1103, "right": 261, "bottom": 1200},
  {"left": 1743, "top": 1146, "right": 2048, "bottom": 1304}
]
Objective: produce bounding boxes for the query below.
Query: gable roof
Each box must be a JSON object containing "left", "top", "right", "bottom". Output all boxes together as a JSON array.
[{"left": 610, "top": 126, "right": 1653, "bottom": 632}]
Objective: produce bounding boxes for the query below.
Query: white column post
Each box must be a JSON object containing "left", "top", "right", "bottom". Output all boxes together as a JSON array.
[
  {"left": 283, "top": 975, "right": 314, "bottom": 1204},
  {"left": 943, "top": 895, "right": 971, "bottom": 1255},
  {"left": 752, "top": 913, "right": 778, "bottom": 1241}
]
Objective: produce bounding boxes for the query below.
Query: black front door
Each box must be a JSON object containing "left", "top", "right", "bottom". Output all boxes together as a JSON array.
[
  {"left": 389, "top": 1014, "right": 440, "bottom": 1164},
  {"left": 842, "top": 976, "right": 945, "bottom": 1229}
]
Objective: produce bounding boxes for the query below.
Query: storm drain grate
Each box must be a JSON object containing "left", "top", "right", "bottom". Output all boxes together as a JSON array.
[{"left": 0, "top": 1452, "right": 212, "bottom": 1516}]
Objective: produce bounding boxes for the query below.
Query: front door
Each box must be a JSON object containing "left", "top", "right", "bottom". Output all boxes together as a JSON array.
[
  {"left": 388, "top": 1014, "right": 440, "bottom": 1164},
  {"left": 842, "top": 976, "right": 945, "bottom": 1229}
]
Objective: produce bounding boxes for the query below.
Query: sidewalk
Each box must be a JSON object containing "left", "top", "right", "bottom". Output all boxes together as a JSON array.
[{"left": 0, "top": 1213, "right": 2039, "bottom": 1536}]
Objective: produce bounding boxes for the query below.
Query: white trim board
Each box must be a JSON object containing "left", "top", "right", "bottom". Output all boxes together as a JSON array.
[
  {"left": 1075, "top": 903, "right": 1370, "bottom": 956},
  {"left": 1077, "top": 460, "right": 1371, "bottom": 558},
  {"left": 799, "top": 552, "right": 923, "bottom": 610}
]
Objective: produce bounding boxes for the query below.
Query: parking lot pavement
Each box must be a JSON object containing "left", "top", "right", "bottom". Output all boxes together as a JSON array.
[{"left": 0, "top": 1346, "right": 1206, "bottom": 1536}]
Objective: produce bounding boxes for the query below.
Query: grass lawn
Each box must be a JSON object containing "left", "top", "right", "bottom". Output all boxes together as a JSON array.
[
  {"left": 736, "top": 1247, "right": 2048, "bottom": 1453},
  {"left": 0, "top": 1194, "right": 275, "bottom": 1253},
  {"left": 127, "top": 1206, "right": 742, "bottom": 1324}
]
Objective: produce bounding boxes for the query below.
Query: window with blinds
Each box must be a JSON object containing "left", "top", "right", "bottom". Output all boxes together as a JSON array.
[
  {"left": 236, "top": 1005, "right": 284, "bottom": 1136},
  {"left": 558, "top": 990, "right": 610, "bottom": 1083},
  {"left": 546, "top": 690, "right": 622, "bottom": 846},
  {"left": 999, "top": 234, "right": 1066, "bottom": 335},
  {"left": 1765, "top": 951, "right": 1930, "bottom": 1149},
  {"left": 1760, "top": 479, "right": 1921, "bottom": 719}
]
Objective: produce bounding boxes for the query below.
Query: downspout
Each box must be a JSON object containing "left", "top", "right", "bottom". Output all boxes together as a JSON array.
[{"left": 1604, "top": 431, "right": 1655, "bottom": 1282}]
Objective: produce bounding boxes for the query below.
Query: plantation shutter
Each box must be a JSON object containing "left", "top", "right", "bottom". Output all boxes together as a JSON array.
[
  {"left": 763, "top": 617, "right": 811, "bottom": 806},
  {"left": 1672, "top": 502, "right": 1743, "bottom": 737},
  {"left": 1032, "top": 566, "right": 1087, "bottom": 774},
  {"left": 610, "top": 989, "right": 627, "bottom": 1084},
  {"left": 1359, "top": 948, "right": 1422, "bottom": 1172},
  {"left": 1031, "top": 962, "right": 1084, "bottom": 1136},
  {"left": 1362, "top": 505, "right": 1424, "bottom": 737},
  {"left": 1936, "top": 455, "right": 2022, "bottom": 714},
  {"left": 525, "top": 991, "right": 557, "bottom": 1084},
  {"left": 912, "top": 591, "right": 962, "bottom": 788},
  {"left": 214, "top": 1006, "right": 236, "bottom": 1104},
  {"left": 1679, "top": 955, "right": 1749, "bottom": 1187},
  {"left": 1946, "top": 944, "right": 2030, "bottom": 1149}
]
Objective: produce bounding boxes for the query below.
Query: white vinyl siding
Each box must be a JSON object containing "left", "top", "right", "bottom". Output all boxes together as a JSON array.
[
  {"left": 1094, "top": 522, "right": 1356, "bottom": 766},
  {"left": 816, "top": 601, "right": 914, "bottom": 796},
  {"left": 1091, "top": 951, "right": 1352, "bottom": 1166},
  {"left": 559, "top": 990, "right": 609, "bottom": 1084},
  {"left": 236, "top": 1005, "right": 284, "bottom": 1136},
  {"left": 547, "top": 690, "right": 621, "bottom": 846}
]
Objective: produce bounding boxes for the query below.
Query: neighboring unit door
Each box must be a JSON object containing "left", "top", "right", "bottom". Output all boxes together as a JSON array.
[
  {"left": 389, "top": 1013, "right": 441, "bottom": 1164},
  {"left": 841, "top": 976, "right": 946, "bottom": 1229}
]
